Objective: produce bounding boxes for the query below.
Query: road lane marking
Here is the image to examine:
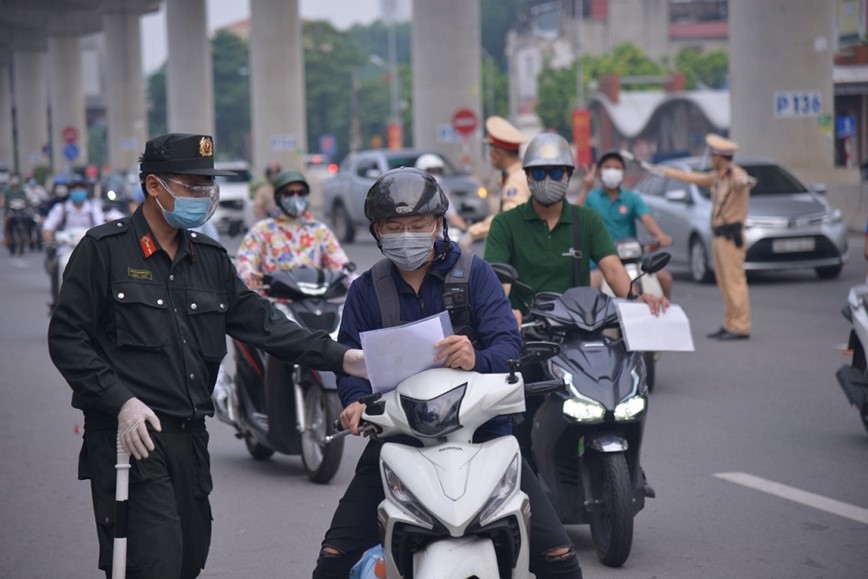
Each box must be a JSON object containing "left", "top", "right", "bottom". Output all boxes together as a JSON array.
[{"left": 714, "top": 472, "right": 868, "bottom": 525}]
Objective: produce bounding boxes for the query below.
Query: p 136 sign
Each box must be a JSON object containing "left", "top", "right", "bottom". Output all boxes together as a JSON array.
[{"left": 774, "top": 91, "right": 822, "bottom": 118}]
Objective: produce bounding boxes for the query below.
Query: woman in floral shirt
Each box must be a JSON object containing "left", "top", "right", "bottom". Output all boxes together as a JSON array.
[{"left": 235, "top": 169, "right": 348, "bottom": 290}]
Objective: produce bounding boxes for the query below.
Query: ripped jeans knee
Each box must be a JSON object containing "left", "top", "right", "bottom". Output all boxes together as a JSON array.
[
  {"left": 536, "top": 545, "right": 582, "bottom": 579},
  {"left": 313, "top": 546, "right": 353, "bottom": 579}
]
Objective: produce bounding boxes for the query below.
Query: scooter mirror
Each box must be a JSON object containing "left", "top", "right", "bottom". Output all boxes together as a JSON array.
[
  {"left": 490, "top": 262, "right": 519, "bottom": 285},
  {"left": 641, "top": 252, "right": 671, "bottom": 274}
]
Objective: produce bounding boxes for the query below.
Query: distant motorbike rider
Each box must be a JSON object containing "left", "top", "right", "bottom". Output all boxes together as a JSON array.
[
  {"left": 235, "top": 169, "right": 348, "bottom": 291},
  {"left": 43, "top": 177, "right": 105, "bottom": 309},
  {"left": 312, "top": 167, "right": 583, "bottom": 579},
  {"left": 2, "top": 174, "right": 29, "bottom": 249}
]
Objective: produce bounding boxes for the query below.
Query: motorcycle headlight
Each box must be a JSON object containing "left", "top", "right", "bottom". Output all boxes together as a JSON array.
[
  {"left": 382, "top": 463, "right": 434, "bottom": 528},
  {"left": 615, "top": 239, "right": 643, "bottom": 260},
  {"left": 563, "top": 397, "right": 606, "bottom": 422},
  {"left": 399, "top": 383, "right": 465, "bottom": 438},
  {"left": 478, "top": 454, "right": 520, "bottom": 525},
  {"left": 614, "top": 395, "right": 646, "bottom": 421}
]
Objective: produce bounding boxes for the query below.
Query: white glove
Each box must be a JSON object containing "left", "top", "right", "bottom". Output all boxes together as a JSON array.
[
  {"left": 342, "top": 349, "right": 368, "bottom": 379},
  {"left": 640, "top": 161, "right": 666, "bottom": 177},
  {"left": 118, "top": 397, "right": 162, "bottom": 460}
]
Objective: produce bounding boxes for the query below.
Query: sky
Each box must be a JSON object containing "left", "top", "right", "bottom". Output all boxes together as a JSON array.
[{"left": 140, "top": 0, "right": 389, "bottom": 74}]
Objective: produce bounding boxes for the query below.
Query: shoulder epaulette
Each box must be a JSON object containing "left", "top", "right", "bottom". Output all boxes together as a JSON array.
[
  {"left": 188, "top": 230, "right": 226, "bottom": 251},
  {"left": 86, "top": 219, "right": 130, "bottom": 240}
]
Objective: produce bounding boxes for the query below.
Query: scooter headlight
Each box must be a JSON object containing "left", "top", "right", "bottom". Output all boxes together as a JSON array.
[
  {"left": 400, "top": 383, "right": 465, "bottom": 438},
  {"left": 614, "top": 395, "right": 646, "bottom": 421},
  {"left": 382, "top": 462, "right": 434, "bottom": 528},
  {"left": 563, "top": 397, "right": 606, "bottom": 422},
  {"left": 478, "top": 453, "right": 520, "bottom": 526},
  {"left": 615, "top": 239, "right": 643, "bottom": 260}
]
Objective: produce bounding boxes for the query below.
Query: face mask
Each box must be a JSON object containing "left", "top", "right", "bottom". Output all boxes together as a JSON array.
[
  {"left": 380, "top": 231, "right": 436, "bottom": 271},
  {"left": 529, "top": 178, "right": 568, "bottom": 206},
  {"left": 600, "top": 168, "right": 624, "bottom": 189},
  {"left": 70, "top": 188, "right": 88, "bottom": 204},
  {"left": 279, "top": 195, "right": 309, "bottom": 217},
  {"left": 155, "top": 178, "right": 218, "bottom": 229}
]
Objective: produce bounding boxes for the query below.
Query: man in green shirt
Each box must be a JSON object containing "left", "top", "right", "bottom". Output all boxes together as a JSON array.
[{"left": 485, "top": 133, "right": 668, "bottom": 324}]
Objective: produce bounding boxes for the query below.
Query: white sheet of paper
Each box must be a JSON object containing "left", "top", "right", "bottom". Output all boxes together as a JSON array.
[
  {"left": 360, "top": 311, "right": 454, "bottom": 393},
  {"left": 615, "top": 301, "right": 695, "bottom": 352}
]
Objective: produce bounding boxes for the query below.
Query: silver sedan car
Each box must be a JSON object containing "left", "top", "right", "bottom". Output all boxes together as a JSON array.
[{"left": 633, "top": 156, "right": 848, "bottom": 282}]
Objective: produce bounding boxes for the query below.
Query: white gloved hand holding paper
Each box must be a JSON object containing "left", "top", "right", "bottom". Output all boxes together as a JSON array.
[
  {"left": 342, "top": 348, "right": 368, "bottom": 379},
  {"left": 118, "top": 397, "right": 162, "bottom": 460}
]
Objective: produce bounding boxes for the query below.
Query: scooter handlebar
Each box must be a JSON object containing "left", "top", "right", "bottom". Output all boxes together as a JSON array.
[{"left": 524, "top": 378, "right": 568, "bottom": 397}]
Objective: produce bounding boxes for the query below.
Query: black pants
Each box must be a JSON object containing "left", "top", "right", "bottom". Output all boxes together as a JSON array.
[
  {"left": 78, "top": 428, "right": 213, "bottom": 579},
  {"left": 313, "top": 438, "right": 582, "bottom": 578}
]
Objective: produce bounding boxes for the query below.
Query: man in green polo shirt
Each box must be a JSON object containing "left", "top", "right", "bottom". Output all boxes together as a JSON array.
[
  {"left": 484, "top": 133, "right": 668, "bottom": 324},
  {"left": 577, "top": 150, "right": 673, "bottom": 298}
]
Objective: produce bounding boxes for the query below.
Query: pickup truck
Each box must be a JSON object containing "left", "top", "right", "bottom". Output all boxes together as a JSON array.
[{"left": 322, "top": 149, "right": 489, "bottom": 243}]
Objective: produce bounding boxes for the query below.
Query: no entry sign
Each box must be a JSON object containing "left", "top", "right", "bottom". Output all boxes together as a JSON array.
[{"left": 451, "top": 108, "right": 478, "bottom": 137}]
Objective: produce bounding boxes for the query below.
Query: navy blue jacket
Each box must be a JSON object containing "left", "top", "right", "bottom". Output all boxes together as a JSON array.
[{"left": 337, "top": 240, "right": 522, "bottom": 437}]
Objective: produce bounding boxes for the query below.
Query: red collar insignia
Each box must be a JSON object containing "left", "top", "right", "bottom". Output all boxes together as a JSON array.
[{"left": 139, "top": 233, "right": 157, "bottom": 258}]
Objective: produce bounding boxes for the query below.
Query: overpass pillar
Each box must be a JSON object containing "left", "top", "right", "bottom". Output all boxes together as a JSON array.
[
  {"left": 48, "top": 33, "right": 87, "bottom": 171},
  {"left": 102, "top": 4, "right": 148, "bottom": 172},
  {"left": 13, "top": 49, "right": 49, "bottom": 176},
  {"left": 412, "top": 0, "right": 483, "bottom": 177},
  {"left": 0, "top": 63, "right": 13, "bottom": 169},
  {"left": 249, "top": 0, "right": 305, "bottom": 175},
  {"left": 166, "top": 0, "right": 215, "bottom": 136},
  {"left": 730, "top": 0, "right": 835, "bottom": 180}
]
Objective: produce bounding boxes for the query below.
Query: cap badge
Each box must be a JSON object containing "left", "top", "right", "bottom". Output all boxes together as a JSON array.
[{"left": 198, "top": 136, "right": 213, "bottom": 158}]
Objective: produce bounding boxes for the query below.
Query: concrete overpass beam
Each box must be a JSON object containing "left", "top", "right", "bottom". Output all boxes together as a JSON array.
[
  {"left": 730, "top": 0, "right": 835, "bottom": 179},
  {"left": 166, "top": 0, "right": 215, "bottom": 136},
  {"left": 249, "top": 0, "right": 306, "bottom": 175},
  {"left": 412, "top": 0, "right": 483, "bottom": 177},
  {"left": 13, "top": 49, "right": 49, "bottom": 176},
  {"left": 101, "top": 5, "right": 147, "bottom": 172},
  {"left": 0, "top": 64, "right": 13, "bottom": 168},
  {"left": 48, "top": 33, "right": 88, "bottom": 171}
]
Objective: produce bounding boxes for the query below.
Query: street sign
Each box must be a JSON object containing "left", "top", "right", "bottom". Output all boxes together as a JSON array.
[
  {"left": 62, "top": 126, "right": 79, "bottom": 144},
  {"left": 63, "top": 143, "right": 80, "bottom": 161},
  {"left": 572, "top": 108, "right": 592, "bottom": 166},
  {"left": 773, "top": 91, "right": 822, "bottom": 118},
  {"left": 451, "top": 108, "right": 478, "bottom": 137}
]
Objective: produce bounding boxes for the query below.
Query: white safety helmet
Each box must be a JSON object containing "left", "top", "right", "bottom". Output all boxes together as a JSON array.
[{"left": 415, "top": 153, "right": 445, "bottom": 173}]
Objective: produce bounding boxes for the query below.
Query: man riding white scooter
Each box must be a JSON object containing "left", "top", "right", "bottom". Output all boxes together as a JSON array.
[
  {"left": 312, "top": 167, "right": 583, "bottom": 578},
  {"left": 43, "top": 177, "right": 105, "bottom": 310}
]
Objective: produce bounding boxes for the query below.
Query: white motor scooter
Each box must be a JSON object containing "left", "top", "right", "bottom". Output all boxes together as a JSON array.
[
  {"left": 331, "top": 344, "right": 563, "bottom": 579},
  {"left": 836, "top": 280, "right": 868, "bottom": 435},
  {"left": 600, "top": 238, "right": 665, "bottom": 390},
  {"left": 47, "top": 227, "right": 89, "bottom": 308}
]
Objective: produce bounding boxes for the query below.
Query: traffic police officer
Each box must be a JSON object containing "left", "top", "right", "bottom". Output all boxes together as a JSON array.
[
  {"left": 645, "top": 133, "right": 756, "bottom": 340},
  {"left": 461, "top": 115, "right": 529, "bottom": 249},
  {"left": 47, "top": 133, "right": 367, "bottom": 578}
]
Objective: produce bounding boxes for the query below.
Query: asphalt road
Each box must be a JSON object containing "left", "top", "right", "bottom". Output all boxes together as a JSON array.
[{"left": 1, "top": 231, "right": 867, "bottom": 578}]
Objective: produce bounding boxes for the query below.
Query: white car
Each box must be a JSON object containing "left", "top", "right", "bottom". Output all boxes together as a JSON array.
[{"left": 212, "top": 161, "right": 254, "bottom": 237}]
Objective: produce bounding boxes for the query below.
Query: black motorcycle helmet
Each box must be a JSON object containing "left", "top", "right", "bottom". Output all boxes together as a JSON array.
[
  {"left": 596, "top": 149, "right": 626, "bottom": 169},
  {"left": 364, "top": 167, "right": 451, "bottom": 248}
]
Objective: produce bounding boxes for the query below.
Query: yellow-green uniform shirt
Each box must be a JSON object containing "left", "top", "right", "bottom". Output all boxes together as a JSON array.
[{"left": 484, "top": 201, "right": 617, "bottom": 313}]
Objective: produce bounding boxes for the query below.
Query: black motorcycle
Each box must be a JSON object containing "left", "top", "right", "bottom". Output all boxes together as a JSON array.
[
  {"left": 492, "top": 253, "right": 668, "bottom": 567},
  {"left": 5, "top": 198, "right": 34, "bottom": 255},
  {"left": 214, "top": 266, "right": 350, "bottom": 483}
]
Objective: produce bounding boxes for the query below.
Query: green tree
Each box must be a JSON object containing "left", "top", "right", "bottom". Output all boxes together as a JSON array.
[
  {"left": 212, "top": 30, "right": 250, "bottom": 160},
  {"left": 536, "top": 42, "right": 669, "bottom": 137},
  {"left": 304, "top": 20, "right": 368, "bottom": 159},
  {"left": 674, "top": 47, "right": 728, "bottom": 89}
]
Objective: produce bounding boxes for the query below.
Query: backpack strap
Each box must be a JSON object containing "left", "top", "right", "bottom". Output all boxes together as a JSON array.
[
  {"left": 569, "top": 205, "right": 588, "bottom": 287},
  {"left": 371, "top": 258, "right": 403, "bottom": 328},
  {"left": 443, "top": 251, "right": 478, "bottom": 344}
]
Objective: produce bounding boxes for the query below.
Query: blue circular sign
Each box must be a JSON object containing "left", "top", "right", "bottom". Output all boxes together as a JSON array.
[{"left": 63, "top": 143, "right": 80, "bottom": 161}]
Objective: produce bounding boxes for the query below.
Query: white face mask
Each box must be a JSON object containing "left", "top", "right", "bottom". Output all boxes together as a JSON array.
[
  {"left": 600, "top": 167, "right": 624, "bottom": 190},
  {"left": 380, "top": 231, "right": 436, "bottom": 271}
]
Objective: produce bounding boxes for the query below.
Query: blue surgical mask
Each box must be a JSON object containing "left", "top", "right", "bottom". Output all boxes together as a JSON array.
[
  {"left": 70, "top": 188, "right": 88, "bottom": 204},
  {"left": 155, "top": 177, "right": 218, "bottom": 229}
]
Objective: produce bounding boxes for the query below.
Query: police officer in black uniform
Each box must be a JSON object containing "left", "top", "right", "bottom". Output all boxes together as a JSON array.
[{"left": 47, "top": 133, "right": 367, "bottom": 579}]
